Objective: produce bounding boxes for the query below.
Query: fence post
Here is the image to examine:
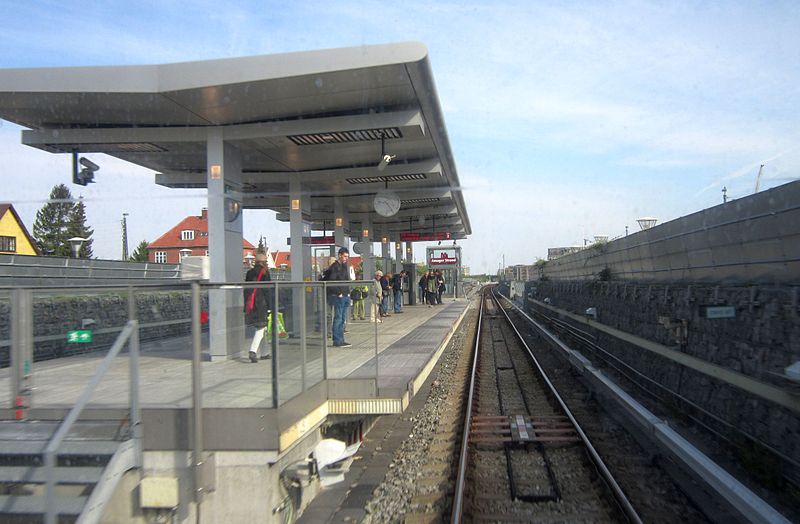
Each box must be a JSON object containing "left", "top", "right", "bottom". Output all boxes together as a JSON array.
[{"left": 10, "top": 289, "right": 33, "bottom": 417}]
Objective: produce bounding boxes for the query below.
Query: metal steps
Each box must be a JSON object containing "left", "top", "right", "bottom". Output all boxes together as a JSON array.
[{"left": 0, "top": 420, "right": 133, "bottom": 523}]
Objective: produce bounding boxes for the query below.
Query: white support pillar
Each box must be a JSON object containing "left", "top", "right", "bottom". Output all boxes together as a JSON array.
[
  {"left": 289, "top": 178, "right": 312, "bottom": 335},
  {"left": 381, "top": 230, "right": 391, "bottom": 274},
  {"left": 361, "top": 218, "right": 375, "bottom": 319},
  {"left": 394, "top": 238, "right": 403, "bottom": 273},
  {"left": 334, "top": 197, "right": 347, "bottom": 253},
  {"left": 207, "top": 129, "right": 245, "bottom": 361}
]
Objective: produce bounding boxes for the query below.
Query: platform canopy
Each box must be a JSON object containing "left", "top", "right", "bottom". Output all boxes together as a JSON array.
[{"left": 0, "top": 42, "right": 471, "bottom": 241}]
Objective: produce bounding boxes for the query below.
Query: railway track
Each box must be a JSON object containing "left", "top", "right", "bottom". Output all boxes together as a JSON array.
[
  {"left": 451, "top": 287, "right": 641, "bottom": 522},
  {"left": 364, "top": 286, "right": 708, "bottom": 523}
]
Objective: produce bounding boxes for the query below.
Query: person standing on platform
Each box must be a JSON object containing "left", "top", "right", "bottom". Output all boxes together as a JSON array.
[
  {"left": 325, "top": 247, "right": 352, "bottom": 347},
  {"left": 418, "top": 272, "right": 426, "bottom": 304},
  {"left": 426, "top": 269, "right": 438, "bottom": 306},
  {"left": 350, "top": 273, "right": 368, "bottom": 321},
  {"left": 392, "top": 270, "right": 405, "bottom": 313},
  {"left": 436, "top": 270, "right": 445, "bottom": 304},
  {"left": 372, "top": 271, "right": 383, "bottom": 323},
  {"left": 244, "top": 252, "right": 273, "bottom": 363},
  {"left": 379, "top": 271, "right": 392, "bottom": 317}
]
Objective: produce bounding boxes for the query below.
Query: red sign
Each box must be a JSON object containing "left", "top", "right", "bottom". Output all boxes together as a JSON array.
[
  {"left": 287, "top": 236, "right": 335, "bottom": 245},
  {"left": 429, "top": 248, "right": 459, "bottom": 266},
  {"left": 399, "top": 232, "right": 451, "bottom": 242}
]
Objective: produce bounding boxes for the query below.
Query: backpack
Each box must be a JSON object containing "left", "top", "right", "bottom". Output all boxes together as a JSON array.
[{"left": 350, "top": 289, "right": 363, "bottom": 301}]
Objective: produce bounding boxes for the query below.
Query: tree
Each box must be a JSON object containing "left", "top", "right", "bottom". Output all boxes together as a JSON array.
[
  {"left": 33, "top": 185, "right": 95, "bottom": 258},
  {"left": 33, "top": 184, "right": 73, "bottom": 257},
  {"left": 67, "top": 197, "right": 94, "bottom": 258},
  {"left": 257, "top": 236, "right": 266, "bottom": 254},
  {"left": 129, "top": 240, "right": 149, "bottom": 262}
]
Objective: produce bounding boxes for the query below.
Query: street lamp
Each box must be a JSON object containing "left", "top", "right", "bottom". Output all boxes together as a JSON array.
[
  {"left": 68, "top": 237, "right": 88, "bottom": 258},
  {"left": 244, "top": 253, "right": 255, "bottom": 268}
]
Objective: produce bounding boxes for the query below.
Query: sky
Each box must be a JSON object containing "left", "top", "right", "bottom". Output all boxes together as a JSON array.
[{"left": 1, "top": 0, "right": 799, "bottom": 274}]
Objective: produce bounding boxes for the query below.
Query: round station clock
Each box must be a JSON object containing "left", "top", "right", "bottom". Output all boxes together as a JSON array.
[{"left": 373, "top": 190, "right": 401, "bottom": 217}]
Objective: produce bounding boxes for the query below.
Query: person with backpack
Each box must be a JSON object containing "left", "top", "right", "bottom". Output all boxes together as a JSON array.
[
  {"left": 244, "top": 252, "right": 273, "bottom": 363},
  {"left": 350, "top": 274, "right": 369, "bottom": 321}
]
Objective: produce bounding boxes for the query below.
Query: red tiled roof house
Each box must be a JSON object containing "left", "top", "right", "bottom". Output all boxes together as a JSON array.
[{"left": 148, "top": 209, "right": 255, "bottom": 264}]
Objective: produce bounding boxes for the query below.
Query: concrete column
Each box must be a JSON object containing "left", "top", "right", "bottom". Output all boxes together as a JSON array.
[
  {"left": 381, "top": 230, "right": 391, "bottom": 274},
  {"left": 334, "top": 197, "right": 347, "bottom": 252},
  {"left": 394, "top": 238, "right": 403, "bottom": 273},
  {"left": 405, "top": 242, "right": 413, "bottom": 264},
  {"left": 361, "top": 218, "right": 375, "bottom": 320},
  {"left": 289, "top": 179, "right": 312, "bottom": 335},
  {"left": 207, "top": 130, "right": 245, "bottom": 361}
]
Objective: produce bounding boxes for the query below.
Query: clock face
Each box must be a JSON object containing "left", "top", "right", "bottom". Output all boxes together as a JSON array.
[{"left": 373, "top": 190, "right": 401, "bottom": 217}]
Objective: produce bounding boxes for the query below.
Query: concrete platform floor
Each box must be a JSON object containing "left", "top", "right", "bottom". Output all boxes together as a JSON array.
[{"left": 0, "top": 300, "right": 468, "bottom": 410}]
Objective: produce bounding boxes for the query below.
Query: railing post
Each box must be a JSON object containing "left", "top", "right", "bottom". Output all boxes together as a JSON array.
[
  {"left": 271, "top": 282, "right": 279, "bottom": 408},
  {"left": 10, "top": 289, "right": 33, "bottom": 415},
  {"left": 321, "top": 282, "right": 328, "bottom": 380},
  {"left": 191, "top": 281, "right": 205, "bottom": 501},
  {"left": 373, "top": 287, "right": 379, "bottom": 381},
  {"left": 300, "top": 282, "right": 307, "bottom": 392},
  {"left": 127, "top": 287, "right": 142, "bottom": 468}
]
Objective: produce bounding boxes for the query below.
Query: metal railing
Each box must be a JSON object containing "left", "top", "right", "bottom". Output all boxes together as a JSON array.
[{"left": 42, "top": 319, "right": 141, "bottom": 524}]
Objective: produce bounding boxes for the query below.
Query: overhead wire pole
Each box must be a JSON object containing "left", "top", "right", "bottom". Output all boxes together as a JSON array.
[{"left": 121, "top": 213, "right": 129, "bottom": 260}]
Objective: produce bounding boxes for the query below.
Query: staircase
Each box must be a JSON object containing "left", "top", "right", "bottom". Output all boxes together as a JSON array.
[{"left": 0, "top": 420, "right": 136, "bottom": 524}]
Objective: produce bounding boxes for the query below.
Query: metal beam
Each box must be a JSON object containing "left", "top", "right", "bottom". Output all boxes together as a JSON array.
[{"left": 22, "top": 110, "right": 424, "bottom": 147}]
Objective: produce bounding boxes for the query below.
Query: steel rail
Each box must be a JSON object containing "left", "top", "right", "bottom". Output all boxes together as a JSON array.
[
  {"left": 491, "top": 288, "right": 643, "bottom": 524},
  {"left": 450, "top": 284, "right": 485, "bottom": 523}
]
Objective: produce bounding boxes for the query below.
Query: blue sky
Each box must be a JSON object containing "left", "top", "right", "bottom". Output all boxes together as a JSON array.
[{"left": 1, "top": 0, "right": 799, "bottom": 274}]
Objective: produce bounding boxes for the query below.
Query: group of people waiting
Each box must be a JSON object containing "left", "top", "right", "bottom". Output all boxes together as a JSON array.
[
  {"left": 244, "top": 246, "right": 450, "bottom": 358},
  {"left": 418, "top": 269, "right": 446, "bottom": 306}
]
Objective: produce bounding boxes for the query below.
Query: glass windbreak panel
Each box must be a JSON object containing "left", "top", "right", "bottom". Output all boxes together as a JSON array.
[
  {"left": 274, "top": 283, "right": 303, "bottom": 406},
  {"left": 136, "top": 286, "right": 193, "bottom": 408},
  {"left": 323, "top": 280, "right": 379, "bottom": 381},
  {"left": 206, "top": 282, "right": 271, "bottom": 408},
  {"left": 27, "top": 287, "right": 137, "bottom": 410},
  {"left": 304, "top": 282, "right": 325, "bottom": 391}
]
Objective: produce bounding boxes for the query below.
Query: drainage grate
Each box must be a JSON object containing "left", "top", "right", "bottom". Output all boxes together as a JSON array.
[{"left": 287, "top": 127, "right": 403, "bottom": 146}]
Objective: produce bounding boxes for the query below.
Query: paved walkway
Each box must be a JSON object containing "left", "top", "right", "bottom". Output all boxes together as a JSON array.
[{"left": 0, "top": 300, "right": 467, "bottom": 411}]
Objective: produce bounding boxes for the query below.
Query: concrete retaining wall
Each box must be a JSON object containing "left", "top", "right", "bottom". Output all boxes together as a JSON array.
[
  {"left": 529, "top": 280, "right": 800, "bottom": 480},
  {"left": 542, "top": 180, "right": 800, "bottom": 284}
]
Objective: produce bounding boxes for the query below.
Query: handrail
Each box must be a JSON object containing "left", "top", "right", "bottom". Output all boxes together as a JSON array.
[{"left": 43, "top": 320, "right": 140, "bottom": 524}]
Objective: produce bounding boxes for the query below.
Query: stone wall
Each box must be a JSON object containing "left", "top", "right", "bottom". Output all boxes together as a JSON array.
[
  {"left": 528, "top": 280, "right": 800, "bottom": 480},
  {"left": 0, "top": 291, "right": 208, "bottom": 366}
]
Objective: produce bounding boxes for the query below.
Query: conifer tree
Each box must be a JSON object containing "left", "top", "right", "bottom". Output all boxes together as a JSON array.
[
  {"left": 257, "top": 235, "right": 266, "bottom": 253},
  {"left": 33, "top": 184, "right": 73, "bottom": 257},
  {"left": 129, "top": 240, "right": 149, "bottom": 262},
  {"left": 67, "top": 197, "right": 94, "bottom": 258}
]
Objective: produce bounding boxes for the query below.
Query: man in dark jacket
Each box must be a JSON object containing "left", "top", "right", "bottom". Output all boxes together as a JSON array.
[
  {"left": 392, "top": 270, "right": 405, "bottom": 313},
  {"left": 324, "top": 247, "right": 352, "bottom": 347},
  {"left": 244, "top": 252, "right": 273, "bottom": 363}
]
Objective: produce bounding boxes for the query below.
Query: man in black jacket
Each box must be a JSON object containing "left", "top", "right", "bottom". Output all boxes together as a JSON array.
[
  {"left": 244, "top": 252, "right": 273, "bottom": 363},
  {"left": 324, "top": 247, "right": 352, "bottom": 347}
]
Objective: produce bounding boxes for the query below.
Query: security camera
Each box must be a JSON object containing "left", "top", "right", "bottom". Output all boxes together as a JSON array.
[
  {"left": 377, "top": 154, "right": 395, "bottom": 171},
  {"left": 79, "top": 157, "right": 100, "bottom": 171}
]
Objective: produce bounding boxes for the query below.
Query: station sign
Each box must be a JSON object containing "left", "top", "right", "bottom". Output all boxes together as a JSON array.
[
  {"left": 428, "top": 247, "right": 460, "bottom": 266},
  {"left": 400, "top": 232, "right": 451, "bottom": 242},
  {"left": 701, "top": 305, "right": 736, "bottom": 319}
]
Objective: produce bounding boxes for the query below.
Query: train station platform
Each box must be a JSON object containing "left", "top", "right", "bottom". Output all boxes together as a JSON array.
[{"left": 0, "top": 297, "right": 469, "bottom": 452}]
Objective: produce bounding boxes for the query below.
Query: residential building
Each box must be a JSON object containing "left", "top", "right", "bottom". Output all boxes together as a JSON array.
[
  {"left": 0, "top": 203, "right": 40, "bottom": 256},
  {"left": 148, "top": 208, "right": 255, "bottom": 264}
]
